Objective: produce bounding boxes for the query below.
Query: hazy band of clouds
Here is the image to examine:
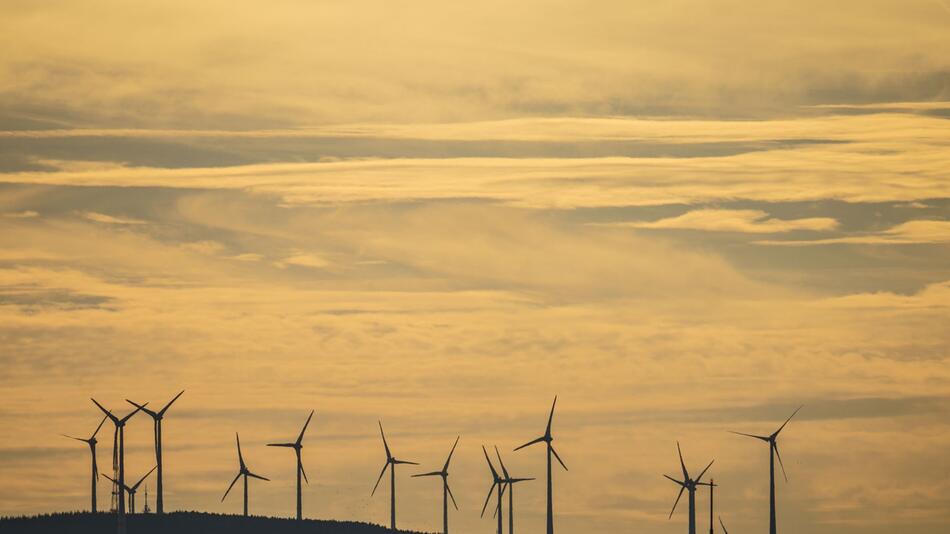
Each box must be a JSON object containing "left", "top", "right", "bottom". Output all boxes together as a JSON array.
[
  {"left": 758, "top": 220, "right": 950, "bottom": 246},
  {"left": 596, "top": 209, "right": 839, "bottom": 234}
]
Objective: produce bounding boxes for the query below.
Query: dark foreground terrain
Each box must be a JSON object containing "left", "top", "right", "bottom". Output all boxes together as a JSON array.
[{"left": 0, "top": 511, "right": 430, "bottom": 534}]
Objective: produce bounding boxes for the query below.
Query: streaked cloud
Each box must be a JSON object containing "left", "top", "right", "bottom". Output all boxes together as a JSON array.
[
  {"left": 600, "top": 209, "right": 838, "bottom": 233},
  {"left": 2, "top": 210, "right": 38, "bottom": 218},
  {"left": 759, "top": 220, "right": 950, "bottom": 245},
  {"left": 78, "top": 211, "right": 146, "bottom": 225}
]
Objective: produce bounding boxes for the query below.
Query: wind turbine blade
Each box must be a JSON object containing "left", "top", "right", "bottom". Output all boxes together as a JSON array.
[
  {"left": 719, "top": 516, "right": 729, "bottom": 534},
  {"left": 443, "top": 435, "right": 460, "bottom": 472},
  {"left": 482, "top": 446, "right": 499, "bottom": 478},
  {"left": 133, "top": 465, "right": 158, "bottom": 490},
  {"left": 222, "top": 473, "right": 241, "bottom": 501},
  {"left": 696, "top": 459, "right": 715, "bottom": 483},
  {"left": 125, "top": 399, "right": 157, "bottom": 418},
  {"left": 378, "top": 421, "right": 392, "bottom": 460},
  {"left": 119, "top": 403, "right": 146, "bottom": 424},
  {"left": 773, "top": 442, "right": 789, "bottom": 482},
  {"left": 393, "top": 459, "right": 418, "bottom": 465},
  {"left": 299, "top": 455, "right": 309, "bottom": 485},
  {"left": 494, "top": 446, "right": 510, "bottom": 479},
  {"left": 729, "top": 430, "right": 769, "bottom": 441},
  {"left": 546, "top": 395, "right": 558, "bottom": 436},
  {"left": 514, "top": 436, "right": 545, "bottom": 451},
  {"left": 236, "top": 433, "right": 245, "bottom": 468},
  {"left": 412, "top": 471, "right": 442, "bottom": 478},
  {"left": 296, "top": 410, "right": 315, "bottom": 445},
  {"left": 247, "top": 472, "right": 269, "bottom": 481},
  {"left": 551, "top": 445, "right": 568, "bottom": 471},
  {"left": 158, "top": 390, "right": 185, "bottom": 416},
  {"left": 664, "top": 474, "right": 686, "bottom": 486},
  {"left": 371, "top": 462, "right": 389, "bottom": 496},
  {"left": 669, "top": 485, "right": 686, "bottom": 519},
  {"left": 446, "top": 481, "right": 459, "bottom": 510},
  {"left": 90, "top": 398, "right": 118, "bottom": 423},
  {"left": 480, "top": 482, "right": 497, "bottom": 517},
  {"left": 774, "top": 405, "right": 803, "bottom": 437},
  {"left": 676, "top": 442, "right": 689, "bottom": 480},
  {"left": 106, "top": 476, "right": 131, "bottom": 492},
  {"left": 62, "top": 434, "right": 86, "bottom": 443},
  {"left": 92, "top": 415, "right": 108, "bottom": 439},
  {"left": 267, "top": 443, "right": 296, "bottom": 448}
]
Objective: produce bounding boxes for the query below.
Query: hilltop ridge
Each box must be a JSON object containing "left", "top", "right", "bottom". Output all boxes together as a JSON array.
[{"left": 0, "top": 511, "right": 432, "bottom": 534}]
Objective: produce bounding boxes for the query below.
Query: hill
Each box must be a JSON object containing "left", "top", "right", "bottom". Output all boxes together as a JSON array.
[{"left": 0, "top": 511, "right": 432, "bottom": 534}]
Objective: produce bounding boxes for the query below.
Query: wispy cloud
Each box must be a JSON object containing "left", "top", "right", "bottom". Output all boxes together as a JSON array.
[
  {"left": 758, "top": 220, "right": 950, "bottom": 245},
  {"left": 77, "top": 211, "right": 146, "bottom": 225},
  {"left": 598, "top": 209, "right": 838, "bottom": 234},
  {"left": 2, "top": 210, "right": 38, "bottom": 218}
]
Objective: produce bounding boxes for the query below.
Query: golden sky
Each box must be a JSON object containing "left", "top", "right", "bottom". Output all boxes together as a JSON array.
[{"left": 1, "top": 1, "right": 949, "bottom": 533}]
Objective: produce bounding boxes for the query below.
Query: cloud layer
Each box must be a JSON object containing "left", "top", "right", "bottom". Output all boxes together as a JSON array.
[{"left": 1, "top": 2, "right": 949, "bottom": 533}]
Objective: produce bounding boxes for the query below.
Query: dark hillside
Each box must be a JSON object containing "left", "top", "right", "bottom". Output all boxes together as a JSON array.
[{"left": 0, "top": 511, "right": 431, "bottom": 534}]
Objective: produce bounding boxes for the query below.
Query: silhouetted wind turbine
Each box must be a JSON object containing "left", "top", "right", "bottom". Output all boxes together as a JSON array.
[
  {"left": 413, "top": 436, "right": 460, "bottom": 534},
  {"left": 495, "top": 446, "right": 534, "bottom": 534},
  {"left": 480, "top": 445, "right": 507, "bottom": 534},
  {"left": 371, "top": 421, "right": 418, "bottom": 530},
  {"left": 729, "top": 405, "right": 802, "bottom": 534},
  {"left": 127, "top": 390, "right": 184, "bottom": 515},
  {"left": 104, "top": 465, "right": 156, "bottom": 513},
  {"left": 222, "top": 433, "right": 269, "bottom": 517},
  {"left": 514, "top": 396, "right": 567, "bottom": 534},
  {"left": 62, "top": 415, "right": 108, "bottom": 512},
  {"left": 664, "top": 441, "right": 714, "bottom": 534},
  {"left": 91, "top": 398, "right": 145, "bottom": 534},
  {"left": 267, "top": 410, "right": 314, "bottom": 520}
]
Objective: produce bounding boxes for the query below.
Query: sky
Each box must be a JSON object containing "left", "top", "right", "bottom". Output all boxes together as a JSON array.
[{"left": 1, "top": 1, "right": 949, "bottom": 533}]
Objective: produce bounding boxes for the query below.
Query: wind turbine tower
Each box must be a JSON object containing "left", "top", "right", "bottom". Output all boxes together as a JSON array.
[
  {"left": 514, "top": 396, "right": 567, "bottom": 534},
  {"left": 729, "top": 406, "right": 803, "bottom": 534},
  {"left": 664, "top": 442, "right": 714, "bottom": 534},
  {"left": 127, "top": 390, "right": 184, "bottom": 514},
  {"left": 222, "top": 433, "right": 269, "bottom": 516},
  {"left": 62, "top": 415, "right": 108, "bottom": 512},
  {"left": 267, "top": 410, "right": 314, "bottom": 520},
  {"left": 413, "top": 436, "right": 460, "bottom": 534},
  {"left": 495, "top": 446, "right": 534, "bottom": 534},
  {"left": 371, "top": 421, "right": 418, "bottom": 530},
  {"left": 91, "top": 398, "right": 145, "bottom": 534}
]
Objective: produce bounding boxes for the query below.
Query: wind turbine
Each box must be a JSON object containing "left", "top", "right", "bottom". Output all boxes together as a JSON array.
[
  {"left": 267, "top": 410, "right": 314, "bottom": 520},
  {"left": 104, "top": 465, "right": 156, "bottom": 514},
  {"left": 729, "top": 405, "right": 803, "bottom": 534},
  {"left": 91, "top": 398, "right": 145, "bottom": 534},
  {"left": 514, "top": 396, "right": 567, "bottom": 534},
  {"left": 664, "top": 441, "right": 714, "bottom": 534},
  {"left": 480, "top": 445, "right": 506, "bottom": 534},
  {"left": 126, "top": 390, "right": 184, "bottom": 515},
  {"left": 413, "top": 436, "right": 460, "bottom": 534},
  {"left": 62, "top": 415, "right": 108, "bottom": 512},
  {"left": 371, "top": 421, "right": 418, "bottom": 530},
  {"left": 222, "top": 433, "right": 269, "bottom": 517},
  {"left": 495, "top": 446, "right": 534, "bottom": 534}
]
